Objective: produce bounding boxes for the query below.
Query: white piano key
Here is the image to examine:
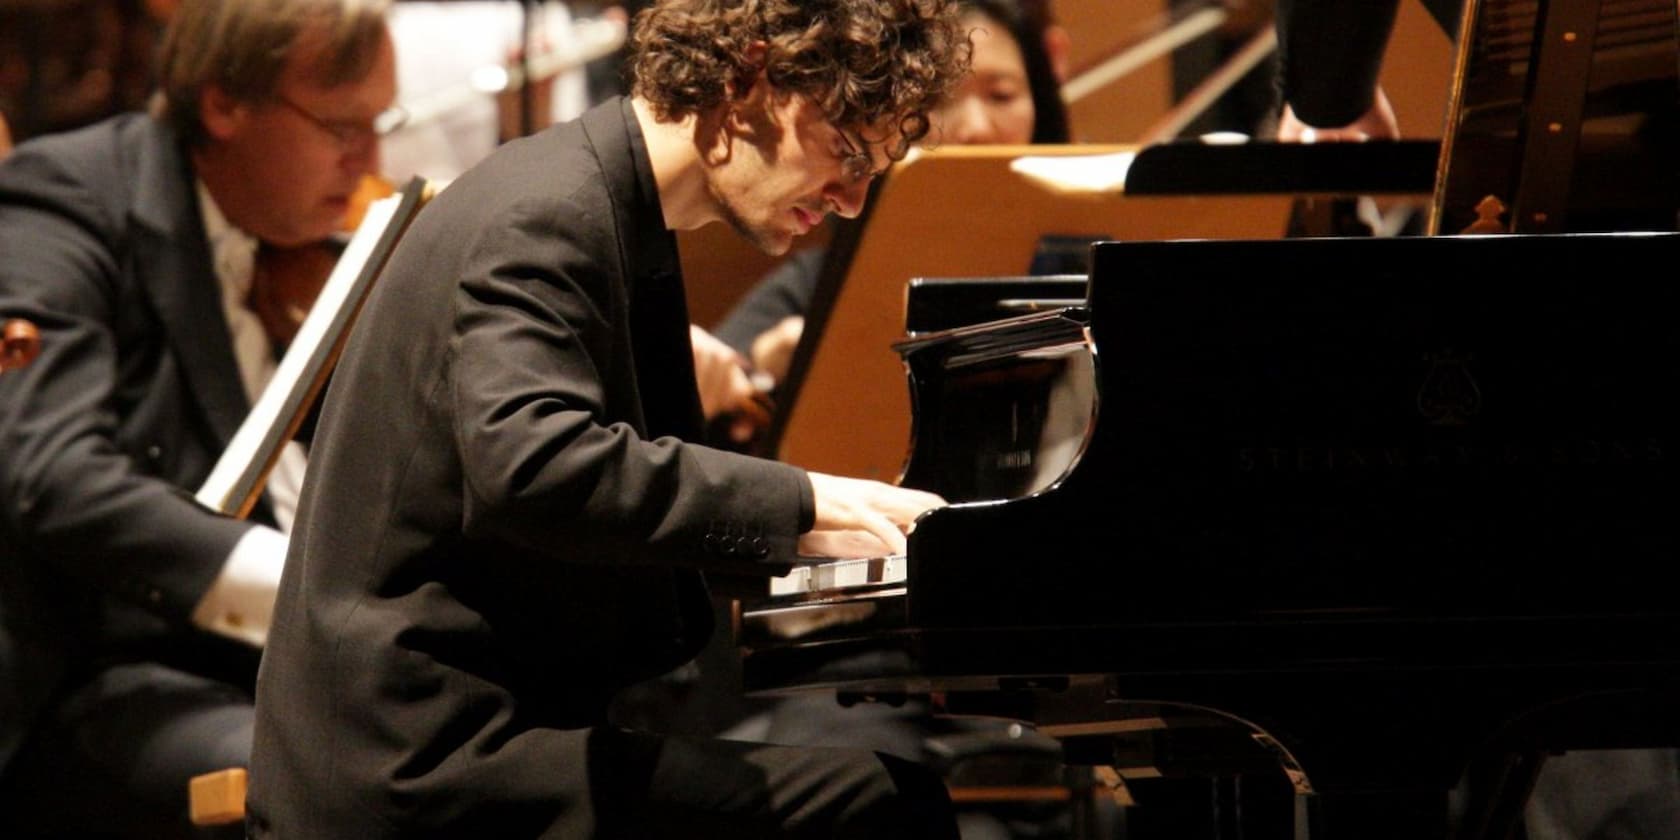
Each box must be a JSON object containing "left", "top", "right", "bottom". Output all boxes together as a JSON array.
[{"left": 769, "top": 555, "right": 907, "bottom": 596}]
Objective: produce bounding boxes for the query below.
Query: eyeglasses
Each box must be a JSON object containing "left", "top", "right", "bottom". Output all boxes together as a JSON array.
[
  {"left": 833, "top": 126, "right": 888, "bottom": 185},
  {"left": 273, "top": 94, "right": 408, "bottom": 148}
]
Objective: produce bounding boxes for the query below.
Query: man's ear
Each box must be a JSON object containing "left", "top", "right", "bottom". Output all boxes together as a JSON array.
[
  {"left": 199, "top": 84, "right": 249, "bottom": 141},
  {"left": 1043, "top": 25, "right": 1072, "bottom": 84},
  {"left": 726, "top": 41, "right": 770, "bottom": 101}
]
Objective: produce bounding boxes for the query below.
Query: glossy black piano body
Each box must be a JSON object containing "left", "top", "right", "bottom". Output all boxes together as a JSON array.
[{"left": 738, "top": 233, "right": 1680, "bottom": 838}]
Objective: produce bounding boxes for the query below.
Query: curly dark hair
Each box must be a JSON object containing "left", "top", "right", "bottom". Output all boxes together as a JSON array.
[{"left": 629, "top": 0, "right": 971, "bottom": 160}]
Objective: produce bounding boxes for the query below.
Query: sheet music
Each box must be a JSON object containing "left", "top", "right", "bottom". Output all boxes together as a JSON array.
[
  {"left": 1010, "top": 150, "right": 1135, "bottom": 194},
  {"left": 195, "top": 190, "right": 410, "bottom": 516}
]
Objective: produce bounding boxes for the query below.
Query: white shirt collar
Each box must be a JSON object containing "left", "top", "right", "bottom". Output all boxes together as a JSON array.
[{"left": 196, "top": 181, "right": 259, "bottom": 304}]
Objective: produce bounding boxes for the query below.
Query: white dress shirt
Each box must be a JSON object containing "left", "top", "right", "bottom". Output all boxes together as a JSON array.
[{"left": 189, "top": 181, "right": 305, "bottom": 648}]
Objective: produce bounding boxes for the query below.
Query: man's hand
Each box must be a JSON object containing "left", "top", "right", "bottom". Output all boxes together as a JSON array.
[
  {"left": 800, "top": 472, "right": 947, "bottom": 557},
  {"left": 690, "top": 324, "right": 764, "bottom": 420},
  {"left": 749, "top": 315, "right": 804, "bottom": 385},
  {"left": 1278, "top": 87, "right": 1399, "bottom": 143}
]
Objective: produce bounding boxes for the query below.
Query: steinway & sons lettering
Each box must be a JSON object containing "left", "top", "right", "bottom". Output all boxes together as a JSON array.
[{"left": 1236, "top": 438, "right": 1666, "bottom": 472}]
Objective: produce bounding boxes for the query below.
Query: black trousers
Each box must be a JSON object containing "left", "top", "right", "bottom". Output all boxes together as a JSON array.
[
  {"left": 1525, "top": 749, "right": 1680, "bottom": 840},
  {"left": 0, "top": 662, "right": 252, "bottom": 840},
  {"left": 585, "top": 725, "right": 960, "bottom": 840}
]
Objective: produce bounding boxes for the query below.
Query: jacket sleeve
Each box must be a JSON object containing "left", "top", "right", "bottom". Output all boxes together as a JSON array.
[
  {"left": 0, "top": 141, "right": 251, "bottom": 622},
  {"left": 449, "top": 192, "right": 811, "bottom": 569}
]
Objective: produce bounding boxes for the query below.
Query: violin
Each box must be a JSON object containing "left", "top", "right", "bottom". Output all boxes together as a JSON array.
[
  {"left": 1, "top": 318, "right": 41, "bottom": 372},
  {"left": 249, "top": 174, "right": 395, "bottom": 348}
]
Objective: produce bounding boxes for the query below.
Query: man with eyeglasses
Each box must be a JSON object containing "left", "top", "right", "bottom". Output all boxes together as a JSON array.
[
  {"left": 246, "top": 0, "right": 970, "bottom": 837},
  {"left": 0, "top": 0, "right": 397, "bottom": 837}
]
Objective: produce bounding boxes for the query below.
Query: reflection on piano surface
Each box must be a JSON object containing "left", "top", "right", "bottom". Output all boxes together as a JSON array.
[{"left": 738, "top": 233, "right": 1680, "bottom": 839}]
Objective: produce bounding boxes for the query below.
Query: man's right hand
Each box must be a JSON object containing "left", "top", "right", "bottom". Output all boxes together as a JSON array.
[
  {"left": 1278, "top": 87, "right": 1399, "bottom": 143},
  {"left": 749, "top": 315, "right": 804, "bottom": 385},
  {"left": 800, "top": 472, "right": 947, "bottom": 558}
]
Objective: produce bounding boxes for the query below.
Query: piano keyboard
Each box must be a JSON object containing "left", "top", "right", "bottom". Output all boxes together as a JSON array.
[{"left": 769, "top": 555, "right": 908, "bottom": 596}]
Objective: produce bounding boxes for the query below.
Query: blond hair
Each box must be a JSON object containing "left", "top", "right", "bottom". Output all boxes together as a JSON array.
[{"left": 152, "top": 0, "right": 390, "bottom": 145}]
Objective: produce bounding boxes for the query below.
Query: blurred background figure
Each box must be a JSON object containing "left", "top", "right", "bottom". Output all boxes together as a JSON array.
[
  {"left": 378, "top": 0, "right": 616, "bottom": 185},
  {"left": 1271, "top": 0, "right": 1458, "bottom": 142},
  {"left": 0, "top": 0, "right": 172, "bottom": 143},
  {"left": 0, "top": 0, "right": 623, "bottom": 187}
]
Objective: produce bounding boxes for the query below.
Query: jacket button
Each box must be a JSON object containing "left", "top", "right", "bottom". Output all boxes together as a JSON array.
[{"left": 749, "top": 537, "right": 769, "bottom": 557}]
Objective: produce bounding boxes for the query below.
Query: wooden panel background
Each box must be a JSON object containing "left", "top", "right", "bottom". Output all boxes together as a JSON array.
[{"left": 775, "top": 145, "right": 1297, "bottom": 481}]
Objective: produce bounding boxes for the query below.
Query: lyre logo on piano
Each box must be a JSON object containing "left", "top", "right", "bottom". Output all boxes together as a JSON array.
[{"left": 1417, "top": 349, "right": 1482, "bottom": 427}]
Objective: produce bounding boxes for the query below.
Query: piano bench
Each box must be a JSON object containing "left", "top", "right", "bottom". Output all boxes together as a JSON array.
[
  {"left": 928, "top": 727, "right": 1120, "bottom": 839},
  {"left": 948, "top": 784, "right": 1081, "bottom": 804},
  {"left": 188, "top": 767, "right": 248, "bottom": 827}
]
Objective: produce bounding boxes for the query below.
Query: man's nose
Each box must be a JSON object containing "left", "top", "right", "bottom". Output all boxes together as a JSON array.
[
  {"left": 344, "top": 136, "right": 381, "bottom": 177},
  {"left": 826, "top": 176, "right": 871, "bottom": 219}
]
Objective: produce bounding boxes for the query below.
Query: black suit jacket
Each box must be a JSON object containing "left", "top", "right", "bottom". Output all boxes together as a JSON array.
[
  {"left": 0, "top": 114, "right": 264, "bottom": 779},
  {"left": 248, "top": 97, "right": 815, "bottom": 837}
]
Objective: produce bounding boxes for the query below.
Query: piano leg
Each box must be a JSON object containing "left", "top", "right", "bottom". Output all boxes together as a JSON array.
[
  {"left": 1453, "top": 751, "right": 1547, "bottom": 840},
  {"left": 1303, "top": 751, "right": 1551, "bottom": 840},
  {"left": 1305, "top": 788, "right": 1450, "bottom": 840},
  {"left": 1121, "top": 773, "right": 1301, "bottom": 840}
]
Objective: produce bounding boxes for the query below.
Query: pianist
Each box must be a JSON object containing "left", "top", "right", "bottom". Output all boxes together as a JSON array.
[{"left": 246, "top": 0, "right": 966, "bottom": 836}]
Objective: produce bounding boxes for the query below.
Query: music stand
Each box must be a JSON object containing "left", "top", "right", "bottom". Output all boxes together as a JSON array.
[{"left": 766, "top": 144, "right": 1297, "bottom": 481}]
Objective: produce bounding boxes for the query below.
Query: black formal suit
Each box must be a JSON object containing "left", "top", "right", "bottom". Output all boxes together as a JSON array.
[
  {"left": 0, "top": 114, "right": 265, "bottom": 837},
  {"left": 249, "top": 97, "right": 952, "bottom": 839}
]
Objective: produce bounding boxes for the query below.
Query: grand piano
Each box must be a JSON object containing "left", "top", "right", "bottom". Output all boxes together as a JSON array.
[
  {"left": 735, "top": 0, "right": 1679, "bottom": 834},
  {"left": 735, "top": 231, "right": 1680, "bottom": 840}
]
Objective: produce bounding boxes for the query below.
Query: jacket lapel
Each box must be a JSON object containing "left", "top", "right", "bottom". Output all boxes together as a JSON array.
[
  {"left": 582, "top": 98, "right": 705, "bottom": 442},
  {"left": 128, "top": 121, "right": 250, "bottom": 449}
]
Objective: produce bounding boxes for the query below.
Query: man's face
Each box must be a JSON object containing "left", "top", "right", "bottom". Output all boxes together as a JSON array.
[
  {"left": 203, "top": 23, "right": 398, "bottom": 246},
  {"left": 705, "top": 88, "right": 892, "bottom": 256}
]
